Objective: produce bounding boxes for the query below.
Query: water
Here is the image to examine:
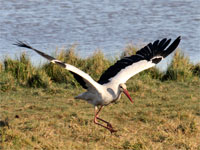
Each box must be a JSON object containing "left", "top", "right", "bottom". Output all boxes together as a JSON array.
[{"left": 0, "top": 0, "right": 200, "bottom": 67}]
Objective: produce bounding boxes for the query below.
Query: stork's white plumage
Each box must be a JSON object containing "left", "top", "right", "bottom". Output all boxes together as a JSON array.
[{"left": 15, "top": 36, "right": 181, "bottom": 133}]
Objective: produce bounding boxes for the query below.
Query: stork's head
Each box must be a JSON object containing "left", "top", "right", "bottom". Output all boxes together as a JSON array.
[{"left": 119, "top": 83, "right": 133, "bottom": 103}]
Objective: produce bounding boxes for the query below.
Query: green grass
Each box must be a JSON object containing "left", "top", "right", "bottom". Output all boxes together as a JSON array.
[{"left": 0, "top": 45, "right": 200, "bottom": 149}]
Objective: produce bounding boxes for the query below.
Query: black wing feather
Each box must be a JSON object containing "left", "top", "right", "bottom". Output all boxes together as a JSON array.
[
  {"left": 162, "top": 37, "right": 181, "bottom": 57},
  {"left": 98, "top": 36, "right": 181, "bottom": 84}
]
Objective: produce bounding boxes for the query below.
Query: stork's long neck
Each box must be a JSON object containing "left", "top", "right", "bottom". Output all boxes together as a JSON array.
[
  {"left": 116, "top": 92, "right": 122, "bottom": 101},
  {"left": 112, "top": 87, "right": 122, "bottom": 101}
]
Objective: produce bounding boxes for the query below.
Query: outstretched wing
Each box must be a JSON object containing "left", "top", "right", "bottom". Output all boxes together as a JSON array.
[
  {"left": 98, "top": 36, "right": 181, "bottom": 84},
  {"left": 14, "top": 41, "right": 101, "bottom": 90}
]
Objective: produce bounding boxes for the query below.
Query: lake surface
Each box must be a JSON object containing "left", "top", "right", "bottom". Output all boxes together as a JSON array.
[{"left": 0, "top": 0, "right": 200, "bottom": 67}]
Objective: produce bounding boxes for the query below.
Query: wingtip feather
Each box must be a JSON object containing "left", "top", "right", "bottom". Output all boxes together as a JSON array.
[
  {"left": 14, "top": 41, "right": 33, "bottom": 49},
  {"left": 162, "top": 36, "right": 181, "bottom": 58}
]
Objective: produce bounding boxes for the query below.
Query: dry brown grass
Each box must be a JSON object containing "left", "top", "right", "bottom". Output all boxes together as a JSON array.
[{"left": 0, "top": 79, "right": 199, "bottom": 150}]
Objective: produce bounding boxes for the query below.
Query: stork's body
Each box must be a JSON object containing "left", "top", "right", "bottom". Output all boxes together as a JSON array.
[
  {"left": 15, "top": 36, "right": 181, "bottom": 133},
  {"left": 75, "top": 82, "right": 121, "bottom": 106}
]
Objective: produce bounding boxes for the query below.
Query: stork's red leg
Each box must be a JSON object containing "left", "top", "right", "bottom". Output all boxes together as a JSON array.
[{"left": 94, "top": 106, "right": 117, "bottom": 133}]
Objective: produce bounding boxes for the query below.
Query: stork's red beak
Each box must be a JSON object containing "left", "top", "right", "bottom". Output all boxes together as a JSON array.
[{"left": 123, "top": 89, "right": 133, "bottom": 103}]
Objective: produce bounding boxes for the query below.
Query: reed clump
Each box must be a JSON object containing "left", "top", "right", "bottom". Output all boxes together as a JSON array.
[
  {"left": 0, "top": 45, "right": 199, "bottom": 92},
  {"left": 162, "top": 50, "right": 195, "bottom": 81},
  {"left": 43, "top": 47, "right": 111, "bottom": 86},
  {"left": 26, "top": 69, "right": 52, "bottom": 88},
  {"left": 4, "top": 53, "right": 33, "bottom": 85},
  {"left": 2, "top": 53, "right": 51, "bottom": 89},
  {"left": 43, "top": 46, "right": 84, "bottom": 87},
  {"left": 191, "top": 63, "right": 200, "bottom": 78},
  {"left": 84, "top": 51, "right": 111, "bottom": 80},
  {"left": 0, "top": 72, "right": 16, "bottom": 91},
  {"left": 121, "top": 44, "right": 137, "bottom": 57}
]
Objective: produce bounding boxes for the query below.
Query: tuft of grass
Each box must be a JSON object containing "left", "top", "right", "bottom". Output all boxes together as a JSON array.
[
  {"left": 191, "top": 63, "right": 200, "bottom": 78},
  {"left": 3, "top": 53, "right": 51, "bottom": 88},
  {"left": 0, "top": 72, "right": 16, "bottom": 92},
  {"left": 43, "top": 48, "right": 111, "bottom": 86},
  {"left": 85, "top": 51, "right": 111, "bottom": 80},
  {"left": 162, "top": 50, "right": 194, "bottom": 81},
  {"left": 27, "top": 69, "right": 52, "bottom": 88},
  {"left": 43, "top": 46, "right": 81, "bottom": 86},
  {"left": 141, "top": 67, "right": 164, "bottom": 80},
  {"left": 4, "top": 53, "right": 34, "bottom": 86},
  {"left": 121, "top": 44, "right": 137, "bottom": 57}
]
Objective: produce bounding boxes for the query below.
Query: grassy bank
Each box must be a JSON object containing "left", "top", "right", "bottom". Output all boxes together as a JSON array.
[{"left": 0, "top": 45, "right": 200, "bottom": 150}]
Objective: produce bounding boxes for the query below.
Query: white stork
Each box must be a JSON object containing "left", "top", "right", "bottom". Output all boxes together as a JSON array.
[{"left": 15, "top": 36, "right": 181, "bottom": 133}]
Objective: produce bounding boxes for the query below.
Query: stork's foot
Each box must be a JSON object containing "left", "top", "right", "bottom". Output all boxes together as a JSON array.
[
  {"left": 108, "top": 127, "right": 117, "bottom": 133},
  {"left": 106, "top": 123, "right": 117, "bottom": 133},
  {"left": 107, "top": 122, "right": 112, "bottom": 128}
]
